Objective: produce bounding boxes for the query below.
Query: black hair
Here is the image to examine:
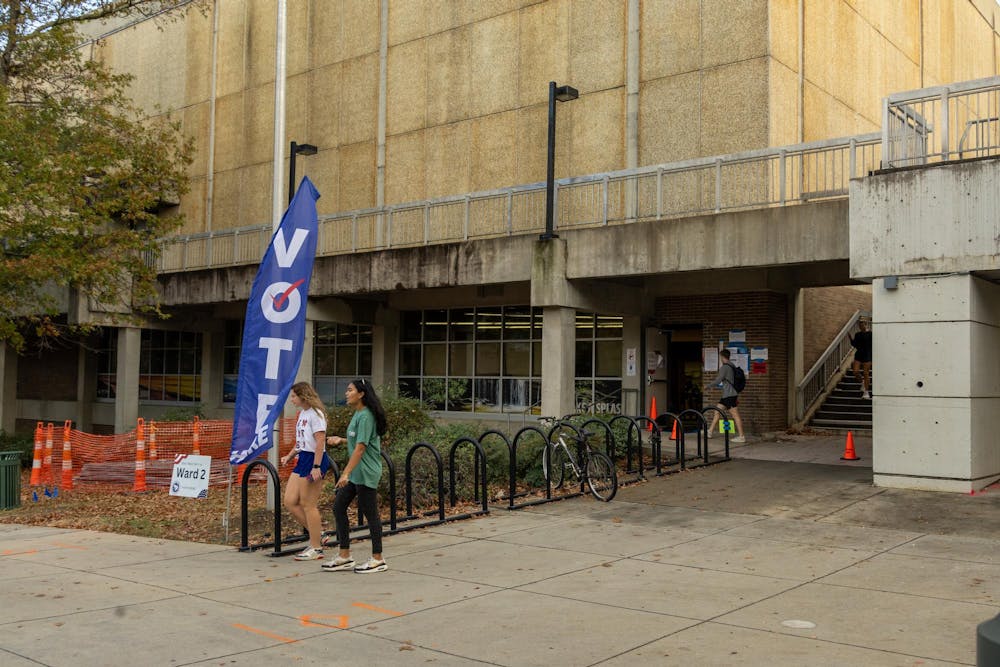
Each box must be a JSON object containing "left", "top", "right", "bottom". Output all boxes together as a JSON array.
[
  {"left": 720, "top": 348, "right": 731, "bottom": 360},
  {"left": 352, "top": 378, "right": 387, "bottom": 436}
]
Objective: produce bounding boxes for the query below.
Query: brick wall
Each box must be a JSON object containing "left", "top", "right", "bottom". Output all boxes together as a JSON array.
[
  {"left": 802, "top": 286, "right": 871, "bottom": 371},
  {"left": 657, "top": 291, "right": 788, "bottom": 433}
]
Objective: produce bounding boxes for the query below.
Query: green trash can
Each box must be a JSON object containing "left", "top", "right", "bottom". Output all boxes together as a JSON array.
[{"left": 0, "top": 451, "right": 21, "bottom": 510}]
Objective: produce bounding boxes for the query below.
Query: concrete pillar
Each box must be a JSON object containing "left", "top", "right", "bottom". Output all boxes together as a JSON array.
[
  {"left": 541, "top": 306, "right": 575, "bottom": 418},
  {"left": 790, "top": 288, "right": 805, "bottom": 422},
  {"left": 872, "top": 274, "right": 1000, "bottom": 492},
  {"left": 76, "top": 344, "right": 95, "bottom": 431},
  {"left": 621, "top": 317, "right": 642, "bottom": 416},
  {"left": 372, "top": 318, "right": 398, "bottom": 390},
  {"left": 114, "top": 327, "right": 141, "bottom": 433},
  {"left": 0, "top": 342, "right": 17, "bottom": 434},
  {"left": 293, "top": 320, "right": 315, "bottom": 388}
]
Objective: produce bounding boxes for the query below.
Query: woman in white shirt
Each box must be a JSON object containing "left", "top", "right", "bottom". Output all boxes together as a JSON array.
[{"left": 280, "top": 382, "right": 332, "bottom": 560}]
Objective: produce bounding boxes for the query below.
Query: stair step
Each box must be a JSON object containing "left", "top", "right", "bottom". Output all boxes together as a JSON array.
[{"left": 811, "top": 418, "right": 872, "bottom": 428}]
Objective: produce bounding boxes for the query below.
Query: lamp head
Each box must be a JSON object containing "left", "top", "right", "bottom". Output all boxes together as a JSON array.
[{"left": 554, "top": 85, "right": 579, "bottom": 102}]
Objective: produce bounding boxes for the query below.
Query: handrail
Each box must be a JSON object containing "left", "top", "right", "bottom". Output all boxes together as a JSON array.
[
  {"left": 795, "top": 310, "right": 870, "bottom": 421},
  {"left": 156, "top": 132, "right": 882, "bottom": 273}
]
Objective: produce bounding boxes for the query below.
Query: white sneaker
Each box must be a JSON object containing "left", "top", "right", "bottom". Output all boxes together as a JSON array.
[
  {"left": 293, "top": 546, "right": 324, "bottom": 561},
  {"left": 321, "top": 555, "right": 355, "bottom": 571},
  {"left": 707, "top": 431, "right": 716, "bottom": 439},
  {"left": 354, "top": 557, "right": 388, "bottom": 573},
  {"left": 862, "top": 391, "right": 871, "bottom": 400},
  {"left": 732, "top": 435, "right": 746, "bottom": 443}
]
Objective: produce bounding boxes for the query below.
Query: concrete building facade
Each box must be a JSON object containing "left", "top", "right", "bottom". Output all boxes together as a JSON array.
[{"left": 5, "top": 1, "right": 1000, "bottom": 494}]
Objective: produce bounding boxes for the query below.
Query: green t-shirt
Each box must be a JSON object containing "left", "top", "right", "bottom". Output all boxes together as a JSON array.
[{"left": 346, "top": 407, "right": 382, "bottom": 488}]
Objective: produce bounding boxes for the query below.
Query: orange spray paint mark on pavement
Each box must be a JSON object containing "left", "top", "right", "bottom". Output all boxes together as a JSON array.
[
  {"left": 352, "top": 602, "right": 403, "bottom": 617},
  {"left": 298, "top": 614, "right": 349, "bottom": 629},
  {"left": 232, "top": 623, "right": 296, "bottom": 643}
]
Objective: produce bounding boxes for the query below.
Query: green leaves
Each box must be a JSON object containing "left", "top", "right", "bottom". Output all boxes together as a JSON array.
[{"left": 1, "top": 2, "right": 196, "bottom": 351}]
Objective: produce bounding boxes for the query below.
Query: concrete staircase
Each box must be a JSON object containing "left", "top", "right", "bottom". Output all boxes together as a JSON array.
[{"left": 810, "top": 371, "right": 872, "bottom": 430}]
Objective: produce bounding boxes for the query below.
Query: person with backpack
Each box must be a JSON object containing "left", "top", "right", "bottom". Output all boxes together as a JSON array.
[{"left": 707, "top": 348, "right": 746, "bottom": 443}]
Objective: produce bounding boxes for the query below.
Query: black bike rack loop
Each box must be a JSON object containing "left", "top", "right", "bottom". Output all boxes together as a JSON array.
[
  {"left": 631, "top": 415, "right": 667, "bottom": 475},
  {"left": 448, "top": 436, "right": 489, "bottom": 515},
  {"left": 608, "top": 415, "right": 645, "bottom": 478},
  {"left": 677, "top": 409, "right": 710, "bottom": 463},
  {"left": 404, "top": 442, "right": 445, "bottom": 522},
  {"left": 701, "top": 406, "right": 732, "bottom": 461},
  {"left": 380, "top": 449, "right": 398, "bottom": 532},
  {"left": 478, "top": 430, "right": 516, "bottom": 509},
  {"left": 239, "top": 458, "right": 283, "bottom": 555},
  {"left": 510, "top": 425, "right": 551, "bottom": 507}
]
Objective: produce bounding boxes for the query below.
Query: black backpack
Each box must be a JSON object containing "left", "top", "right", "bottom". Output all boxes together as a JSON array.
[{"left": 730, "top": 363, "right": 747, "bottom": 393}]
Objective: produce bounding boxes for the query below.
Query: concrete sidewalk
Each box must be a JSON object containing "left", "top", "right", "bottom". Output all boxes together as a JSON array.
[{"left": 2, "top": 454, "right": 999, "bottom": 666}]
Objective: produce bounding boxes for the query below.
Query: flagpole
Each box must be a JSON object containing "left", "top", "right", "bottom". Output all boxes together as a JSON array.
[{"left": 267, "top": 0, "right": 288, "bottom": 511}]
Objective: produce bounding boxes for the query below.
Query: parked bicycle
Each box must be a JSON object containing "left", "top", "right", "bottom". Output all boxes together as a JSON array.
[{"left": 539, "top": 418, "right": 618, "bottom": 502}]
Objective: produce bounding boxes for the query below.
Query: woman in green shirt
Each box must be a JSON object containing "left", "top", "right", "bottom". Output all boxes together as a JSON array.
[{"left": 322, "top": 378, "right": 389, "bottom": 573}]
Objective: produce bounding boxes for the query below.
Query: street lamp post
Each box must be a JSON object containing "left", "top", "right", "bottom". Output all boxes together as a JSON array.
[
  {"left": 540, "top": 81, "right": 579, "bottom": 240},
  {"left": 288, "top": 141, "right": 318, "bottom": 205}
]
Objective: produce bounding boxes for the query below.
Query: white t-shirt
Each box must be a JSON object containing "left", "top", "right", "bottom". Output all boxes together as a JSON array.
[{"left": 294, "top": 408, "right": 327, "bottom": 453}]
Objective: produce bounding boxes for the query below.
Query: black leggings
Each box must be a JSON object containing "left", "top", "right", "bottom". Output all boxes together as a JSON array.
[{"left": 332, "top": 481, "right": 382, "bottom": 555}]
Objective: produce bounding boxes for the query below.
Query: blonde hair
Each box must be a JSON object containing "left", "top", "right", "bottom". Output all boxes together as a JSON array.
[{"left": 290, "top": 382, "right": 327, "bottom": 421}]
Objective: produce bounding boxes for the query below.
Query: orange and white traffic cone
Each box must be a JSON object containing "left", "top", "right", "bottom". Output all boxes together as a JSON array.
[
  {"left": 29, "top": 422, "right": 44, "bottom": 486},
  {"left": 42, "top": 423, "right": 54, "bottom": 484},
  {"left": 61, "top": 420, "right": 74, "bottom": 490},
  {"left": 841, "top": 430, "right": 860, "bottom": 461},
  {"left": 670, "top": 419, "right": 678, "bottom": 441},
  {"left": 148, "top": 421, "right": 158, "bottom": 461},
  {"left": 648, "top": 396, "right": 658, "bottom": 432},
  {"left": 192, "top": 415, "right": 201, "bottom": 455},
  {"left": 133, "top": 418, "right": 147, "bottom": 492}
]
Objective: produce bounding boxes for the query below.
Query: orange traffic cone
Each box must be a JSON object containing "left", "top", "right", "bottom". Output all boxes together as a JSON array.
[
  {"left": 648, "top": 395, "right": 658, "bottom": 432},
  {"left": 60, "top": 420, "right": 74, "bottom": 491},
  {"left": 133, "top": 418, "right": 147, "bottom": 492},
  {"left": 841, "top": 430, "right": 860, "bottom": 461},
  {"left": 669, "top": 419, "right": 678, "bottom": 441},
  {"left": 29, "top": 422, "right": 44, "bottom": 486},
  {"left": 42, "top": 423, "right": 54, "bottom": 484},
  {"left": 148, "top": 421, "right": 158, "bottom": 461}
]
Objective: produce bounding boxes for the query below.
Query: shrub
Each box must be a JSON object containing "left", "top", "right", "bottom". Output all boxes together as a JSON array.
[
  {"left": 158, "top": 404, "right": 207, "bottom": 422},
  {"left": 0, "top": 431, "right": 36, "bottom": 468}
]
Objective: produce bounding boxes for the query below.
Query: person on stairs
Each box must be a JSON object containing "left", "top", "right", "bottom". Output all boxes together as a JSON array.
[{"left": 849, "top": 320, "right": 873, "bottom": 400}]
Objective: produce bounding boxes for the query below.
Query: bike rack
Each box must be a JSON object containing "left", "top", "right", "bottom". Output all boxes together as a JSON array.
[
  {"left": 701, "top": 406, "right": 733, "bottom": 462},
  {"left": 448, "top": 436, "right": 489, "bottom": 516},
  {"left": 677, "top": 409, "right": 711, "bottom": 464},
  {"left": 404, "top": 442, "right": 446, "bottom": 522},
  {"left": 509, "top": 425, "right": 557, "bottom": 508},
  {"left": 238, "top": 458, "right": 283, "bottom": 555},
  {"left": 631, "top": 415, "right": 668, "bottom": 475},
  {"left": 479, "top": 429, "right": 523, "bottom": 510},
  {"left": 608, "top": 415, "right": 646, "bottom": 478}
]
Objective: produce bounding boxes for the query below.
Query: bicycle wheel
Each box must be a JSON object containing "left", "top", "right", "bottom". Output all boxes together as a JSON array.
[
  {"left": 585, "top": 451, "right": 618, "bottom": 501},
  {"left": 542, "top": 443, "right": 569, "bottom": 489}
]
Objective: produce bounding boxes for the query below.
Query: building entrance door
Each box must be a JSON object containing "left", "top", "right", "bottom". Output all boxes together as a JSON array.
[{"left": 667, "top": 327, "right": 703, "bottom": 416}]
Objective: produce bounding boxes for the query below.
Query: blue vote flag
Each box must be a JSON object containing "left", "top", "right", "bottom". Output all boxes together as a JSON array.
[{"left": 230, "top": 177, "right": 320, "bottom": 465}]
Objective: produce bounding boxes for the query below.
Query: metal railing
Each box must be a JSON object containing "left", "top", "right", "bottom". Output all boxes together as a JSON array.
[
  {"left": 795, "top": 310, "right": 870, "bottom": 421},
  {"left": 882, "top": 76, "right": 1000, "bottom": 169},
  {"left": 157, "top": 133, "right": 882, "bottom": 273}
]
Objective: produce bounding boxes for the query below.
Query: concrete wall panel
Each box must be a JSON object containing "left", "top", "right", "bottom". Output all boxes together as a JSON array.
[
  {"left": 310, "top": 64, "right": 343, "bottom": 149},
  {"left": 872, "top": 396, "right": 971, "bottom": 480},
  {"left": 470, "top": 111, "right": 518, "bottom": 191},
  {"left": 640, "top": 0, "right": 700, "bottom": 81},
  {"left": 569, "top": 88, "right": 625, "bottom": 175},
  {"left": 872, "top": 274, "right": 972, "bottom": 323},
  {"left": 872, "top": 321, "right": 971, "bottom": 398},
  {"left": 340, "top": 54, "right": 379, "bottom": 146},
  {"left": 387, "top": 39, "right": 427, "bottom": 135},
  {"left": 702, "top": 0, "right": 768, "bottom": 69},
  {"left": 339, "top": 142, "right": 377, "bottom": 210},
  {"left": 469, "top": 12, "right": 520, "bottom": 118},
  {"left": 638, "top": 72, "right": 701, "bottom": 165},
  {"left": 518, "top": 1, "right": 569, "bottom": 108},
  {"left": 425, "top": 121, "right": 472, "bottom": 199},
  {"left": 426, "top": 28, "right": 472, "bottom": 127},
  {"left": 970, "top": 397, "right": 1000, "bottom": 481},
  {"left": 851, "top": 160, "right": 1000, "bottom": 280},
  {"left": 569, "top": 0, "right": 625, "bottom": 92},
  {"left": 701, "top": 58, "right": 769, "bottom": 155}
]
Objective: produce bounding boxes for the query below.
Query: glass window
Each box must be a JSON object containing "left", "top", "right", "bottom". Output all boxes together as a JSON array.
[
  {"left": 139, "top": 329, "right": 202, "bottom": 403},
  {"left": 476, "top": 343, "right": 501, "bottom": 376},
  {"left": 397, "top": 307, "right": 544, "bottom": 413},
  {"left": 95, "top": 327, "right": 117, "bottom": 400},
  {"left": 424, "top": 344, "right": 447, "bottom": 376},
  {"left": 314, "top": 322, "right": 374, "bottom": 405},
  {"left": 574, "top": 312, "right": 624, "bottom": 414}
]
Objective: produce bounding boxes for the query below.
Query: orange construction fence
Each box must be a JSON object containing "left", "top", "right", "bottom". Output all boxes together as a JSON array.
[{"left": 29, "top": 416, "right": 302, "bottom": 491}]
